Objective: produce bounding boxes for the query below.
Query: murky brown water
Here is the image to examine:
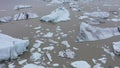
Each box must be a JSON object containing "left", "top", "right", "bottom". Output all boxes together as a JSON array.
[{"left": 0, "top": 0, "right": 120, "bottom": 68}]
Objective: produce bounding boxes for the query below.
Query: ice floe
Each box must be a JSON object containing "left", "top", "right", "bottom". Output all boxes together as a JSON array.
[
  {"left": 113, "top": 41, "right": 120, "bottom": 55},
  {"left": 0, "top": 16, "right": 12, "bottom": 23},
  {"left": 84, "top": 12, "right": 110, "bottom": 18},
  {"left": 46, "top": 52, "right": 52, "bottom": 62},
  {"left": 77, "top": 23, "right": 120, "bottom": 42},
  {"left": 0, "top": 33, "right": 29, "bottom": 61},
  {"left": 18, "top": 59, "right": 27, "bottom": 65},
  {"left": 13, "top": 12, "right": 38, "bottom": 21},
  {"left": 43, "top": 46, "right": 54, "bottom": 51},
  {"left": 58, "top": 49, "right": 75, "bottom": 59},
  {"left": 14, "top": 5, "right": 32, "bottom": 10},
  {"left": 71, "top": 61, "right": 91, "bottom": 68},
  {"left": 40, "top": 7, "right": 70, "bottom": 22}
]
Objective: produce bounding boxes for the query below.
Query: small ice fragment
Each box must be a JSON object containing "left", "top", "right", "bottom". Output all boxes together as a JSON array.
[
  {"left": 43, "top": 46, "right": 54, "bottom": 51},
  {"left": 46, "top": 52, "right": 52, "bottom": 62},
  {"left": 43, "top": 32, "right": 53, "bottom": 38},
  {"left": 58, "top": 49, "right": 75, "bottom": 59},
  {"left": 18, "top": 59, "right": 27, "bottom": 65},
  {"left": 30, "top": 52, "right": 42, "bottom": 61},
  {"left": 61, "top": 41, "right": 70, "bottom": 48}
]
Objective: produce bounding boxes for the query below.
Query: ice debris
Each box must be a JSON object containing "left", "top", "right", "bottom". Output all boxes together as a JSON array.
[
  {"left": 0, "top": 33, "right": 29, "bottom": 61},
  {"left": 40, "top": 7, "right": 70, "bottom": 22},
  {"left": 43, "top": 46, "right": 54, "bottom": 51},
  {"left": 13, "top": 12, "right": 38, "bottom": 21},
  {"left": 14, "top": 5, "right": 32, "bottom": 10},
  {"left": 18, "top": 59, "right": 27, "bottom": 65},
  {"left": 43, "top": 32, "right": 53, "bottom": 38},
  {"left": 58, "top": 49, "right": 75, "bottom": 59},
  {"left": 71, "top": 61, "right": 91, "bottom": 68},
  {"left": 77, "top": 23, "right": 120, "bottom": 42},
  {"left": 46, "top": 52, "right": 52, "bottom": 62}
]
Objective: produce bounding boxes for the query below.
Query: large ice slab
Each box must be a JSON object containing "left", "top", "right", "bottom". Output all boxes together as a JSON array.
[
  {"left": 77, "top": 23, "right": 120, "bottom": 42},
  {"left": 14, "top": 5, "right": 32, "bottom": 10},
  {"left": 71, "top": 61, "right": 91, "bottom": 68},
  {"left": 13, "top": 12, "right": 38, "bottom": 21},
  {"left": 40, "top": 6, "right": 70, "bottom": 23},
  {"left": 0, "top": 16, "right": 12, "bottom": 23},
  {"left": 113, "top": 41, "right": 120, "bottom": 55},
  {"left": 0, "top": 33, "right": 29, "bottom": 61}
]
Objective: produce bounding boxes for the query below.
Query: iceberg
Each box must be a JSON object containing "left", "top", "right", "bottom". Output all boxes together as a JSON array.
[
  {"left": 113, "top": 41, "right": 120, "bottom": 55},
  {"left": 14, "top": 5, "right": 32, "bottom": 10},
  {"left": 77, "top": 23, "right": 120, "bottom": 42},
  {"left": 0, "top": 33, "right": 29, "bottom": 61},
  {"left": 13, "top": 12, "right": 38, "bottom": 21},
  {"left": 0, "top": 16, "right": 12, "bottom": 23},
  {"left": 40, "top": 7, "right": 70, "bottom": 23}
]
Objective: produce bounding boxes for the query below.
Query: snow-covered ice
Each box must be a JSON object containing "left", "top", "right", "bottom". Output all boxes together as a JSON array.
[
  {"left": 13, "top": 12, "right": 38, "bottom": 21},
  {"left": 71, "top": 61, "right": 91, "bottom": 68},
  {"left": 43, "top": 46, "right": 54, "bottom": 51},
  {"left": 14, "top": 5, "right": 32, "bottom": 10},
  {"left": 77, "top": 23, "right": 120, "bottom": 42},
  {"left": 40, "top": 6, "right": 70, "bottom": 22},
  {"left": 0, "top": 33, "right": 29, "bottom": 61}
]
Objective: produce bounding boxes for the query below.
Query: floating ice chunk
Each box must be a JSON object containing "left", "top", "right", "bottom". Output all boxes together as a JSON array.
[
  {"left": 79, "top": 16, "right": 88, "bottom": 19},
  {"left": 18, "top": 59, "right": 27, "bottom": 65},
  {"left": 14, "top": 5, "right": 32, "bottom": 10},
  {"left": 49, "top": 0, "right": 62, "bottom": 4},
  {"left": 22, "top": 63, "right": 45, "bottom": 68},
  {"left": 30, "top": 52, "right": 42, "bottom": 61},
  {"left": 111, "top": 18, "right": 120, "bottom": 22},
  {"left": 43, "top": 46, "right": 54, "bottom": 51},
  {"left": 46, "top": 52, "right": 52, "bottom": 62},
  {"left": 33, "top": 26, "right": 41, "bottom": 30},
  {"left": 33, "top": 40, "right": 43, "bottom": 48},
  {"left": 48, "top": 39, "right": 58, "bottom": 44},
  {"left": 58, "top": 49, "right": 75, "bottom": 59},
  {"left": 0, "top": 33, "right": 29, "bottom": 61},
  {"left": 71, "top": 61, "right": 91, "bottom": 68},
  {"left": 53, "top": 63, "right": 59, "bottom": 67},
  {"left": 84, "top": 12, "right": 109, "bottom": 18},
  {"left": 102, "top": 46, "right": 115, "bottom": 60},
  {"left": 43, "top": 32, "right": 53, "bottom": 38},
  {"left": 93, "top": 63, "right": 103, "bottom": 68},
  {"left": 113, "top": 41, "right": 120, "bottom": 55},
  {"left": 40, "top": 7, "right": 70, "bottom": 22},
  {"left": 61, "top": 41, "right": 70, "bottom": 48},
  {"left": 8, "top": 63, "right": 15, "bottom": 68},
  {"left": 13, "top": 12, "right": 38, "bottom": 21},
  {"left": 69, "top": 1, "right": 80, "bottom": 11},
  {"left": 114, "top": 66, "right": 120, "bottom": 68},
  {"left": 0, "top": 16, "right": 12, "bottom": 23},
  {"left": 77, "top": 23, "right": 120, "bottom": 42},
  {"left": 98, "top": 57, "right": 107, "bottom": 64}
]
